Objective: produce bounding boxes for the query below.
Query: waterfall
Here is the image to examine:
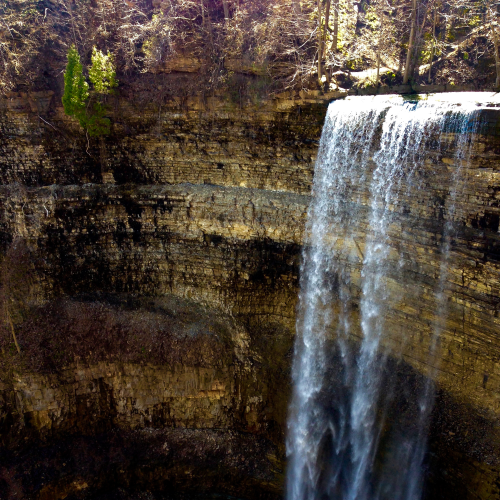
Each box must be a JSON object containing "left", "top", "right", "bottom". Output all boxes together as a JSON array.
[{"left": 287, "top": 93, "right": 488, "bottom": 500}]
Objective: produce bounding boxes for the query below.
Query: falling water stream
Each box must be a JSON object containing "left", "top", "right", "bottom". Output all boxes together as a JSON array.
[{"left": 287, "top": 93, "right": 494, "bottom": 500}]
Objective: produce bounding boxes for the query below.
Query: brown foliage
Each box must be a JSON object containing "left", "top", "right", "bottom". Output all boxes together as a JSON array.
[{"left": 0, "top": 1, "right": 498, "bottom": 104}]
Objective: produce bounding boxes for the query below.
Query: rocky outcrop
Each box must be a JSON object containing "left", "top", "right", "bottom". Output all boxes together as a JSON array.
[{"left": 2, "top": 361, "right": 244, "bottom": 441}]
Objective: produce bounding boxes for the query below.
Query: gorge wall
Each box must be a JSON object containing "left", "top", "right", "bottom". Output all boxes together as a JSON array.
[{"left": 1, "top": 84, "right": 500, "bottom": 499}]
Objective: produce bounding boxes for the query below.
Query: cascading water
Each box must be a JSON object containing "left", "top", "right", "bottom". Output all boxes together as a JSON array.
[{"left": 287, "top": 93, "right": 491, "bottom": 500}]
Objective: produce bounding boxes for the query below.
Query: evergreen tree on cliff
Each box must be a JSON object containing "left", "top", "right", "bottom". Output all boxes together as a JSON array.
[{"left": 62, "top": 45, "right": 89, "bottom": 129}]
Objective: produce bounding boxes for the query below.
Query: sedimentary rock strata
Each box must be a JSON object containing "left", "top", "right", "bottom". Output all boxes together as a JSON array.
[{"left": 1, "top": 90, "right": 500, "bottom": 499}]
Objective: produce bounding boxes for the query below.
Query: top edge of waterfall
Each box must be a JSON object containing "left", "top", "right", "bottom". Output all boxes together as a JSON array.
[{"left": 332, "top": 91, "right": 500, "bottom": 110}]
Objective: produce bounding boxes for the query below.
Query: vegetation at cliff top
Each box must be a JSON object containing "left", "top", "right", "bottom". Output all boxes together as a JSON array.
[
  {"left": 0, "top": 0, "right": 499, "bottom": 96},
  {"left": 62, "top": 45, "right": 89, "bottom": 127},
  {"left": 62, "top": 44, "right": 117, "bottom": 135}
]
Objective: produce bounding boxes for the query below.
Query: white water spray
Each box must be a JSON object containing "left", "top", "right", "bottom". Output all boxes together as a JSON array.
[{"left": 287, "top": 93, "right": 494, "bottom": 500}]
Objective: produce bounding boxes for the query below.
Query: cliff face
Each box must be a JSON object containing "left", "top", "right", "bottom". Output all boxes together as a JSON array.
[
  {"left": 0, "top": 183, "right": 306, "bottom": 332},
  {"left": 0, "top": 87, "right": 325, "bottom": 341},
  {"left": 0, "top": 88, "right": 322, "bottom": 499},
  {"left": 0, "top": 89, "right": 325, "bottom": 190},
  {"left": 1, "top": 86, "right": 500, "bottom": 499},
  {"left": 0, "top": 294, "right": 289, "bottom": 499},
  {"left": 0, "top": 321, "right": 286, "bottom": 499}
]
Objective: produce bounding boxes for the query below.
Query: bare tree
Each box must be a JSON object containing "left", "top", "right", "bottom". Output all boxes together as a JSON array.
[
  {"left": 403, "top": 0, "right": 418, "bottom": 84},
  {"left": 318, "top": 0, "right": 325, "bottom": 86},
  {"left": 331, "top": 0, "right": 340, "bottom": 52},
  {"left": 2, "top": 0, "right": 500, "bottom": 99},
  {"left": 376, "top": 6, "right": 385, "bottom": 84},
  {"left": 368, "top": 0, "right": 396, "bottom": 84},
  {"left": 487, "top": 1, "right": 500, "bottom": 86},
  {"left": 428, "top": 5, "right": 438, "bottom": 82}
]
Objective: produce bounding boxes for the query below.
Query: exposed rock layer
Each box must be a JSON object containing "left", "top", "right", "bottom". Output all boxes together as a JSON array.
[{"left": 0, "top": 184, "right": 306, "bottom": 330}]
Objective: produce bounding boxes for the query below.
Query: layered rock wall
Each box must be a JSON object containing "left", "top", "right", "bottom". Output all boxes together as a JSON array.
[
  {"left": 2, "top": 89, "right": 500, "bottom": 499},
  {"left": 0, "top": 184, "right": 307, "bottom": 330},
  {"left": 2, "top": 363, "right": 235, "bottom": 438},
  {"left": 0, "top": 90, "right": 325, "bottom": 192}
]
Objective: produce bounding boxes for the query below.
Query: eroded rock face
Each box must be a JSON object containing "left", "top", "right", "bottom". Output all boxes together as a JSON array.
[
  {"left": 0, "top": 90, "right": 313, "bottom": 498},
  {"left": 0, "top": 90, "right": 324, "bottom": 192},
  {"left": 1, "top": 89, "right": 500, "bottom": 499},
  {"left": 0, "top": 296, "right": 289, "bottom": 499},
  {"left": 4, "top": 362, "right": 243, "bottom": 438}
]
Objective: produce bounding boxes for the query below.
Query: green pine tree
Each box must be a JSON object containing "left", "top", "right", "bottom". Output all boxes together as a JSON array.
[
  {"left": 86, "top": 47, "right": 118, "bottom": 136},
  {"left": 62, "top": 45, "right": 89, "bottom": 129},
  {"left": 62, "top": 45, "right": 118, "bottom": 137},
  {"left": 88, "top": 47, "right": 117, "bottom": 94}
]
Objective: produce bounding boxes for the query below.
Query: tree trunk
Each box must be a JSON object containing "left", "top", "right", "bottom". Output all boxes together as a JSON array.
[
  {"left": 317, "top": 0, "right": 324, "bottom": 87},
  {"left": 376, "top": 4, "right": 383, "bottom": 85},
  {"left": 323, "top": 0, "right": 331, "bottom": 83},
  {"left": 354, "top": 0, "right": 360, "bottom": 35},
  {"left": 376, "top": 49, "right": 381, "bottom": 85},
  {"left": 222, "top": 0, "right": 229, "bottom": 20},
  {"left": 324, "top": 0, "right": 331, "bottom": 45},
  {"left": 403, "top": 0, "right": 417, "bottom": 85},
  {"left": 410, "top": 1, "right": 430, "bottom": 82},
  {"left": 428, "top": 8, "right": 437, "bottom": 83},
  {"left": 331, "top": 0, "right": 339, "bottom": 52},
  {"left": 492, "top": 19, "right": 500, "bottom": 88},
  {"left": 200, "top": 0, "right": 205, "bottom": 25}
]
